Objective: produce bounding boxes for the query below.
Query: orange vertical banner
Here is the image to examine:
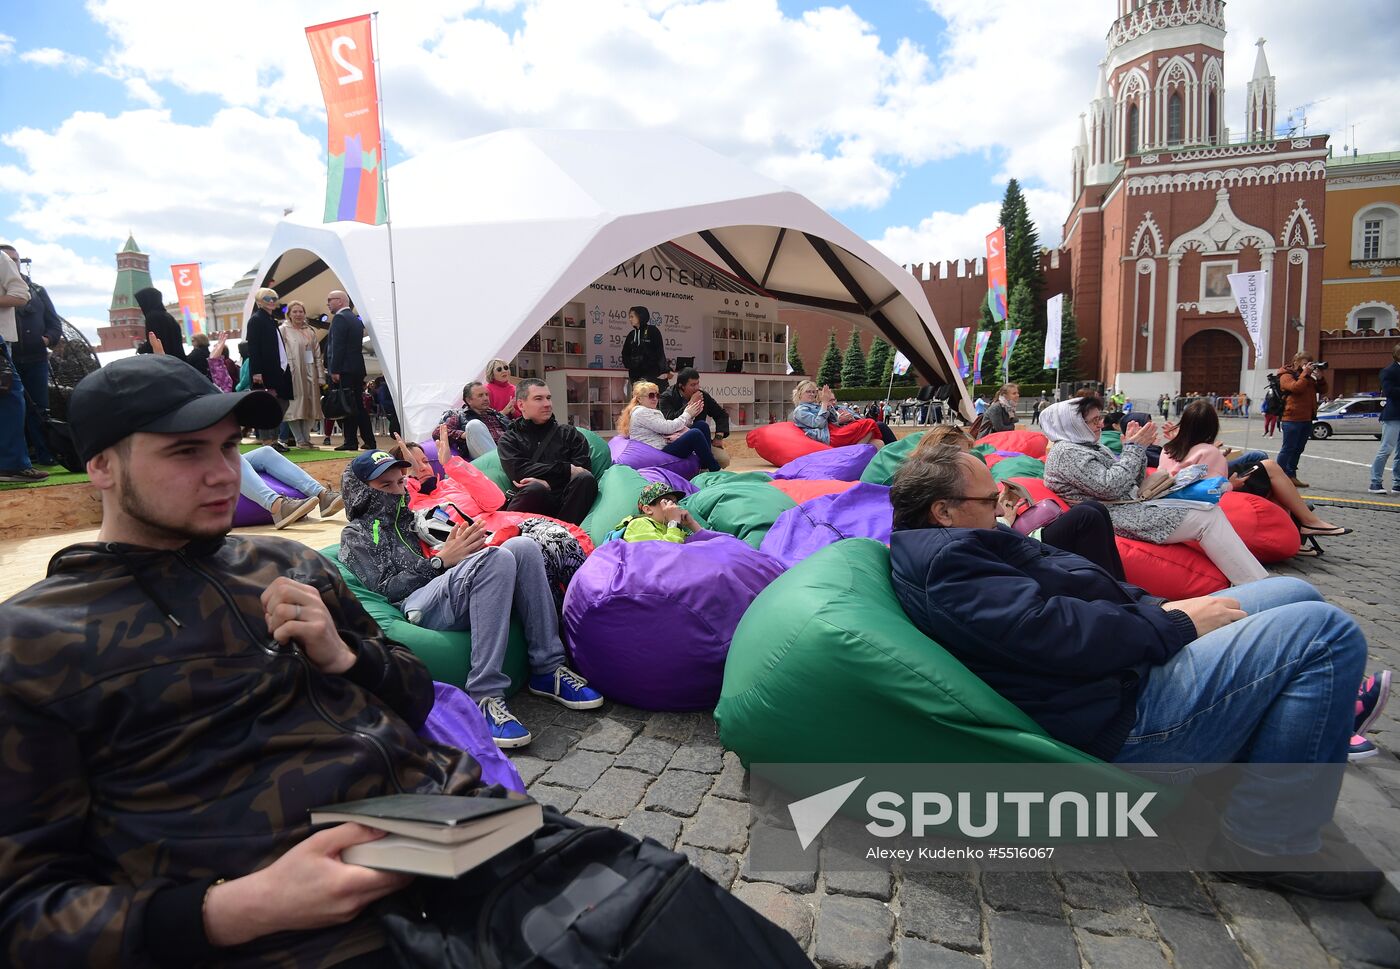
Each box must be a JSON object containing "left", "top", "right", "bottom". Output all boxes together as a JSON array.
[
  {"left": 306, "top": 14, "right": 386, "bottom": 225},
  {"left": 170, "top": 263, "right": 207, "bottom": 337},
  {"left": 985, "top": 226, "right": 1008, "bottom": 323}
]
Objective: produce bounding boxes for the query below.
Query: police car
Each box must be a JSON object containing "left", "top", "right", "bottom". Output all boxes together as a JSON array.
[{"left": 1311, "top": 395, "right": 1384, "bottom": 440}]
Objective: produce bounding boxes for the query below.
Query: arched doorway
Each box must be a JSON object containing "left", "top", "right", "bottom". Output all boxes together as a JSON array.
[{"left": 1180, "top": 329, "right": 1242, "bottom": 394}]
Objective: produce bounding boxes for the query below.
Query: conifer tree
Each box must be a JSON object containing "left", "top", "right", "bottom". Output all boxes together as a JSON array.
[
  {"left": 840, "top": 328, "right": 867, "bottom": 388},
  {"left": 787, "top": 332, "right": 806, "bottom": 375},
  {"left": 1006, "top": 280, "right": 1046, "bottom": 383},
  {"left": 817, "top": 328, "right": 843, "bottom": 388},
  {"left": 866, "top": 337, "right": 892, "bottom": 386},
  {"left": 1056, "top": 294, "right": 1081, "bottom": 383}
]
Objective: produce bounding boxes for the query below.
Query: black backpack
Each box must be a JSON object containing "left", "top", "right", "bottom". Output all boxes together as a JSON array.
[{"left": 378, "top": 808, "right": 810, "bottom": 969}]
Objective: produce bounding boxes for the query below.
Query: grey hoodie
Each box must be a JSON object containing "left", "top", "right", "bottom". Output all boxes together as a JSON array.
[{"left": 338, "top": 469, "right": 439, "bottom": 607}]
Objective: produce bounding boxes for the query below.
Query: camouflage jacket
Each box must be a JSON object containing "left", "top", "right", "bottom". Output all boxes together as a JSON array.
[{"left": 0, "top": 534, "right": 482, "bottom": 969}]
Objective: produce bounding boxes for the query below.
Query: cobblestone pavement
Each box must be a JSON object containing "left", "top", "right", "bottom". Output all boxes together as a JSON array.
[{"left": 509, "top": 501, "right": 1400, "bottom": 968}]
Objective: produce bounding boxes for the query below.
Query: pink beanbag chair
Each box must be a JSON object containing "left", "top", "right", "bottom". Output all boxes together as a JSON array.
[
  {"left": 564, "top": 533, "right": 785, "bottom": 710},
  {"left": 608, "top": 435, "right": 701, "bottom": 480},
  {"left": 768, "top": 478, "right": 859, "bottom": 504},
  {"left": 979, "top": 429, "right": 1048, "bottom": 459},
  {"left": 1117, "top": 538, "right": 1227, "bottom": 599},
  {"left": 1219, "top": 491, "right": 1301, "bottom": 563},
  {"left": 771, "top": 444, "right": 876, "bottom": 482},
  {"left": 234, "top": 473, "right": 312, "bottom": 527},
  {"left": 747, "top": 422, "right": 829, "bottom": 466}
]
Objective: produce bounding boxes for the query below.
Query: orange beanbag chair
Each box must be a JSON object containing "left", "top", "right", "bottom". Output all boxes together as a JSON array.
[
  {"left": 768, "top": 478, "right": 859, "bottom": 504},
  {"left": 1117, "top": 538, "right": 1228, "bottom": 600},
  {"left": 1219, "top": 491, "right": 1301, "bottom": 563},
  {"left": 747, "top": 422, "right": 829, "bottom": 466},
  {"left": 979, "top": 429, "right": 1048, "bottom": 459}
]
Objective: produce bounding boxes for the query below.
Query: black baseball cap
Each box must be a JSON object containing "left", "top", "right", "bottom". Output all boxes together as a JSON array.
[{"left": 70, "top": 355, "right": 285, "bottom": 464}]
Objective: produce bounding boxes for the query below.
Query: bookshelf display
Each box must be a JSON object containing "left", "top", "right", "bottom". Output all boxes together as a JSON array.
[
  {"left": 705, "top": 315, "right": 786, "bottom": 374},
  {"left": 512, "top": 300, "right": 588, "bottom": 380}
]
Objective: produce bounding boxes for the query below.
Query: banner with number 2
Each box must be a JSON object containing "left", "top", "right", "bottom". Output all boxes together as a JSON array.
[{"left": 306, "top": 14, "right": 387, "bottom": 225}]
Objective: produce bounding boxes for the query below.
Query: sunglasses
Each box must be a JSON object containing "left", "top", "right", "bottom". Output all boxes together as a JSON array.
[{"left": 643, "top": 392, "right": 659, "bottom": 399}]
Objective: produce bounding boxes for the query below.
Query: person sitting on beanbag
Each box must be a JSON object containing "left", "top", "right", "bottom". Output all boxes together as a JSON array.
[
  {"left": 618, "top": 482, "right": 704, "bottom": 544},
  {"left": 618, "top": 380, "right": 721, "bottom": 472},
  {"left": 791, "top": 380, "right": 885, "bottom": 448}
]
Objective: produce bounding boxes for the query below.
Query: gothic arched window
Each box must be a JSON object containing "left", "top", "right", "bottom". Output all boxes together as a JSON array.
[
  {"left": 1167, "top": 92, "right": 1184, "bottom": 145},
  {"left": 1206, "top": 90, "right": 1219, "bottom": 145},
  {"left": 1126, "top": 103, "right": 1140, "bottom": 155}
]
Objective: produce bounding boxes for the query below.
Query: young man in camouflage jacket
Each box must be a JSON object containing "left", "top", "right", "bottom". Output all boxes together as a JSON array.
[{"left": 0, "top": 356, "right": 480, "bottom": 968}]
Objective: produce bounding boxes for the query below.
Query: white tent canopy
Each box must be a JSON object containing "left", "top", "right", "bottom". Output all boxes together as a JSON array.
[{"left": 248, "top": 128, "right": 967, "bottom": 436}]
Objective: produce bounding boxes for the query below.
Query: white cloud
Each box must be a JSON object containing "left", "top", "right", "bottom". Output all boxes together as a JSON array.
[
  {"left": 2, "top": 239, "right": 116, "bottom": 309},
  {"left": 867, "top": 185, "right": 1071, "bottom": 267},
  {"left": 0, "top": 34, "right": 14, "bottom": 59},
  {"left": 20, "top": 47, "right": 93, "bottom": 71},
  {"left": 123, "top": 77, "right": 163, "bottom": 108}
]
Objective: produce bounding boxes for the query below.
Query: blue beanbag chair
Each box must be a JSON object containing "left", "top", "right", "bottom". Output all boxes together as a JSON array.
[
  {"left": 770, "top": 444, "right": 876, "bottom": 482},
  {"left": 759, "top": 483, "right": 893, "bottom": 568},
  {"left": 563, "top": 533, "right": 785, "bottom": 710}
]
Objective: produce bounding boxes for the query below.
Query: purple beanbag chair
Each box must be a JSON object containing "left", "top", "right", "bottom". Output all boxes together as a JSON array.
[
  {"left": 564, "top": 532, "right": 784, "bottom": 710},
  {"left": 234, "top": 472, "right": 312, "bottom": 527},
  {"left": 771, "top": 444, "right": 876, "bottom": 482},
  {"left": 759, "top": 482, "right": 893, "bottom": 569},
  {"left": 419, "top": 683, "right": 526, "bottom": 793},
  {"left": 636, "top": 466, "right": 699, "bottom": 497},
  {"left": 608, "top": 435, "right": 702, "bottom": 480}
]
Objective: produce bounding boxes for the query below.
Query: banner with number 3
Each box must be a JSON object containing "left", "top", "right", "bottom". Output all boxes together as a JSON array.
[
  {"left": 170, "top": 263, "right": 207, "bottom": 337},
  {"left": 306, "top": 15, "right": 387, "bottom": 225}
]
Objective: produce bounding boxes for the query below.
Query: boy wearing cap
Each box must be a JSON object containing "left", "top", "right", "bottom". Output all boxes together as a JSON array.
[
  {"left": 338, "top": 449, "right": 603, "bottom": 748},
  {"left": 622, "top": 482, "right": 702, "bottom": 543},
  {"left": 0, "top": 354, "right": 485, "bottom": 966}
]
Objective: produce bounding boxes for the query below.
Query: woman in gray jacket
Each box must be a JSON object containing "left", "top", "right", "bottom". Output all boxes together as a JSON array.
[{"left": 1041, "top": 396, "right": 1266, "bottom": 586}]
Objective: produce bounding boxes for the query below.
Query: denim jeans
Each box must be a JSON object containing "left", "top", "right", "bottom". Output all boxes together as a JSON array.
[
  {"left": 14, "top": 355, "right": 53, "bottom": 464},
  {"left": 400, "top": 537, "right": 566, "bottom": 701},
  {"left": 239, "top": 445, "right": 326, "bottom": 510},
  {"left": 662, "top": 427, "right": 719, "bottom": 472},
  {"left": 0, "top": 343, "right": 33, "bottom": 472},
  {"left": 1227, "top": 450, "right": 1269, "bottom": 475},
  {"left": 1371, "top": 421, "right": 1400, "bottom": 489},
  {"left": 1114, "top": 577, "right": 1366, "bottom": 855},
  {"left": 1276, "top": 420, "right": 1311, "bottom": 478},
  {"left": 462, "top": 419, "right": 497, "bottom": 460}
]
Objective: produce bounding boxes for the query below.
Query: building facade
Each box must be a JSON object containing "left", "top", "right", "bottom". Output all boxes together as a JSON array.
[
  {"left": 96, "top": 234, "right": 153, "bottom": 352},
  {"left": 1318, "top": 151, "right": 1400, "bottom": 395},
  {"left": 1061, "top": 0, "right": 1330, "bottom": 402}
]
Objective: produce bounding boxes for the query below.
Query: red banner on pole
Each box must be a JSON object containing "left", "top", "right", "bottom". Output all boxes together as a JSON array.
[
  {"left": 170, "top": 263, "right": 207, "bottom": 337},
  {"left": 985, "top": 227, "right": 1008, "bottom": 323},
  {"left": 306, "top": 14, "right": 386, "bottom": 225}
]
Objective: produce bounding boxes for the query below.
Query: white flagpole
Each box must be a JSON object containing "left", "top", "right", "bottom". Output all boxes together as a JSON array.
[{"left": 370, "top": 11, "right": 406, "bottom": 438}]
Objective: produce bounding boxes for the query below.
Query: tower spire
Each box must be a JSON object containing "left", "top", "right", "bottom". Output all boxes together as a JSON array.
[{"left": 1245, "top": 37, "right": 1277, "bottom": 142}]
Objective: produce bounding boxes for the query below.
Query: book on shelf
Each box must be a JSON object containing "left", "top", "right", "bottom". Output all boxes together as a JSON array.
[{"left": 310, "top": 794, "right": 542, "bottom": 879}]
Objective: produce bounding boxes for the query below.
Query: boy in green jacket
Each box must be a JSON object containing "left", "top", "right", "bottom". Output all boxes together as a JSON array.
[{"left": 620, "top": 482, "right": 701, "bottom": 543}]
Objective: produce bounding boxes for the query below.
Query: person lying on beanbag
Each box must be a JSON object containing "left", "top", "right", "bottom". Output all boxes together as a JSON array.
[{"left": 618, "top": 482, "right": 702, "bottom": 544}]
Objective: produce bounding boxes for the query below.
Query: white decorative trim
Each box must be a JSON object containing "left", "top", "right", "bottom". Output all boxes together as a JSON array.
[
  {"left": 1129, "top": 159, "right": 1326, "bottom": 195},
  {"left": 1169, "top": 143, "right": 1275, "bottom": 163},
  {"left": 1344, "top": 300, "right": 1399, "bottom": 332},
  {"left": 1291, "top": 139, "right": 1312, "bottom": 149},
  {"left": 1328, "top": 173, "right": 1400, "bottom": 189},
  {"left": 1169, "top": 188, "right": 1276, "bottom": 255},
  {"left": 1288, "top": 248, "right": 1306, "bottom": 265},
  {"left": 1108, "top": 0, "right": 1226, "bottom": 53},
  {"left": 1131, "top": 212, "right": 1166, "bottom": 257},
  {"left": 1281, "top": 199, "right": 1319, "bottom": 247},
  {"left": 1141, "top": 153, "right": 1161, "bottom": 164}
]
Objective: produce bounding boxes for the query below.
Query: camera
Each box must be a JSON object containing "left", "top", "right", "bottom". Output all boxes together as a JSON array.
[{"left": 1310, "top": 361, "right": 1329, "bottom": 371}]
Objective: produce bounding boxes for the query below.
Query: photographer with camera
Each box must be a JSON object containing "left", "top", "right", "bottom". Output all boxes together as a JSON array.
[{"left": 1277, "top": 351, "right": 1328, "bottom": 488}]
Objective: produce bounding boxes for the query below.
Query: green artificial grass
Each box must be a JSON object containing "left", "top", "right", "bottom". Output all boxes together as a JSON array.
[{"left": 0, "top": 444, "right": 349, "bottom": 492}]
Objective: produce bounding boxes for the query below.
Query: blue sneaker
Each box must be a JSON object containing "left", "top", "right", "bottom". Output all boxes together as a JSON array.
[
  {"left": 1355, "top": 671, "right": 1392, "bottom": 736},
  {"left": 1349, "top": 734, "right": 1379, "bottom": 763},
  {"left": 478, "top": 696, "right": 532, "bottom": 749},
  {"left": 529, "top": 666, "right": 605, "bottom": 710}
]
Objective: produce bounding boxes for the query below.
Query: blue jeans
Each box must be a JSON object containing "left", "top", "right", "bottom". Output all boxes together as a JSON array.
[
  {"left": 239, "top": 445, "right": 325, "bottom": 510},
  {"left": 1371, "top": 421, "right": 1400, "bottom": 489},
  {"left": 14, "top": 355, "right": 53, "bottom": 464},
  {"left": 1227, "top": 449, "right": 1268, "bottom": 475},
  {"left": 0, "top": 343, "right": 33, "bottom": 472},
  {"left": 1114, "top": 577, "right": 1366, "bottom": 855},
  {"left": 1276, "top": 420, "right": 1311, "bottom": 478},
  {"left": 401, "top": 537, "right": 566, "bottom": 701},
  {"left": 662, "top": 427, "right": 719, "bottom": 472}
]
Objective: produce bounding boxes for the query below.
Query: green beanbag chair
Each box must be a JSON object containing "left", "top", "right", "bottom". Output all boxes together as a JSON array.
[
  {"left": 988, "top": 454, "right": 1047, "bottom": 482},
  {"left": 473, "top": 426, "right": 612, "bottom": 494},
  {"left": 320, "top": 544, "right": 528, "bottom": 693},
  {"left": 690, "top": 470, "right": 773, "bottom": 489},
  {"left": 682, "top": 476, "right": 796, "bottom": 549},
  {"left": 715, "top": 538, "right": 1101, "bottom": 767},
  {"left": 859, "top": 431, "right": 926, "bottom": 486},
  {"left": 581, "top": 465, "right": 650, "bottom": 546}
]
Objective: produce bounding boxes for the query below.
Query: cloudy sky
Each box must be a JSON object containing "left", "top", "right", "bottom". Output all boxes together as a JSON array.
[{"left": 2, "top": 0, "right": 1396, "bottom": 341}]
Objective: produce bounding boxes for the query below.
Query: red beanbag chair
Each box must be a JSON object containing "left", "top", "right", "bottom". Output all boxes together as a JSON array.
[
  {"left": 979, "top": 429, "right": 1048, "bottom": 459},
  {"left": 768, "top": 478, "right": 859, "bottom": 504},
  {"left": 1116, "top": 538, "right": 1227, "bottom": 600},
  {"left": 1219, "top": 491, "right": 1301, "bottom": 563},
  {"left": 747, "top": 422, "right": 829, "bottom": 466}
]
